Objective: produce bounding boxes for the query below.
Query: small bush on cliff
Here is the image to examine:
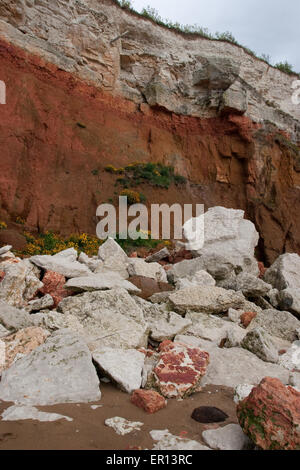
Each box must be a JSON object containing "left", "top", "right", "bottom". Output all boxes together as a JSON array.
[
  {"left": 120, "top": 189, "right": 147, "bottom": 205},
  {"left": 0, "top": 221, "right": 7, "bottom": 230},
  {"left": 274, "top": 61, "right": 295, "bottom": 75},
  {"left": 22, "top": 232, "right": 101, "bottom": 257},
  {"left": 108, "top": 162, "right": 186, "bottom": 190}
]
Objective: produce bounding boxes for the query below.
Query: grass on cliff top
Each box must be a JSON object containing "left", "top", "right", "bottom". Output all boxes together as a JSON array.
[{"left": 114, "top": 1, "right": 299, "bottom": 76}]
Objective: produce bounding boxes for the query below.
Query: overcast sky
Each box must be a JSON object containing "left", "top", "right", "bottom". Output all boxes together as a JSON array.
[{"left": 131, "top": 0, "right": 300, "bottom": 71}]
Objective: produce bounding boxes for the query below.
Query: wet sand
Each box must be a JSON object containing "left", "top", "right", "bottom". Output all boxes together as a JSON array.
[{"left": 0, "top": 384, "right": 237, "bottom": 450}]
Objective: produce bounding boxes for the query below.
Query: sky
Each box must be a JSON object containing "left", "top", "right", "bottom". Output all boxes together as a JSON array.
[{"left": 131, "top": 0, "right": 300, "bottom": 72}]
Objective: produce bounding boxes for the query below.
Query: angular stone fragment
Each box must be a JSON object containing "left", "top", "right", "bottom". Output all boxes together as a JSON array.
[
  {"left": 175, "top": 336, "right": 290, "bottom": 387},
  {"left": 78, "top": 252, "right": 103, "bottom": 272},
  {"left": 26, "top": 294, "right": 54, "bottom": 312},
  {"left": 185, "top": 311, "right": 245, "bottom": 345},
  {"left": 97, "top": 238, "right": 129, "bottom": 279},
  {"left": 202, "top": 424, "right": 253, "bottom": 450},
  {"left": 64, "top": 273, "right": 140, "bottom": 294},
  {"left": 149, "top": 312, "right": 192, "bottom": 342},
  {"left": 184, "top": 207, "right": 259, "bottom": 276},
  {"left": 128, "top": 259, "right": 167, "bottom": 282},
  {"left": 92, "top": 348, "right": 145, "bottom": 394},
  {"left": 1, "top": 405, "right": 73, "bottom": 422},
  {"left": 169, "top": 286, "right": 244, "bottom": 315},
  {"left": 175, "top": 270, "right": 216, "bottom": 290},
  {"left": 167, "top": 255, "right": 235, "bottom": 284},
  {"left": 1, "top": 327, "right": 49, "bottom": 371},
  {"left": 237, "top": 377, "right": 300, "bottom": 450},
  {"left": 0, "top": 261, "right": 27, "bottom": 307},
  {"left": 264, "top": 253, "right": 300, "bottom": 290},
  {"left": 234, "top": 384, "right": 255, "bottom": 404},
  {"left": 149, "top": 340, "right": 209, "bottom": 398},
  {"left": 241, "top": 327, "right": 279, "bottom": 363},
  {"left": 58, "top": 289, "right": 148, "bottom": 351},
  {"left": 0, "top": 300, "right": 32, "bottom": 331},
  {"left": 0, "top": 245, "right": 12, "bottom": 256},
  {"left": 234, "top": 273, "right": 272, "bottom": 297},
  {"left": 105, "top": 417, "right": 143, "bottom": 436},
  {"left": 150, "top": 429, "right": 211, "bottom": 450},
  {"left": 248, "top": 309, "right": 300, "bottom": 342},
  {"left": 145, "top": 248, "right": 170, "bottom": 263},
  {"left": 30, "top": 254, "right": 91, "bottom": 278},
  {"left": 131, "top": 389, "right": 167, "bottom": 414},
  {"left": 39, "top": 270, "right": 70, "bottom": 308},
  {"left": 278, "top": 288, "right": 300, "bottom": 317},
  {"left": 240, "top": 311, "right": 257, "bottom": 328},
  {"left": 279, "top": 341, "right": 300, "bottom": 372},
  {"left": 0, "top": 329, "right": 101, "bottom": 405}
]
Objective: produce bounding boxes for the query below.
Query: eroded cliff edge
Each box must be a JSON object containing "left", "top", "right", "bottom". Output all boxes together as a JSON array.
[{"left": 0, "top": 0, "right": 300, "bottom": 264}]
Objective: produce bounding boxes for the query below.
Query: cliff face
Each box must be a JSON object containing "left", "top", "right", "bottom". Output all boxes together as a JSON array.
[{"left": 0, "top": 0, "right": 300, "bottom": 264}]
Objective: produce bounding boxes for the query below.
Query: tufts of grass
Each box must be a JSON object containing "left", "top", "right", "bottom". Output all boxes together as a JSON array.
[
  {"left": 114, "top": 1, "right": 299, "bottom": 76},
  {"left": 108, "top": 162, "right": 186, "bottom": 190}
]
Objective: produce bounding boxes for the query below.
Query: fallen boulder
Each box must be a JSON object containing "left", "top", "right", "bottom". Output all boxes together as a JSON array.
[
  {"left": 169, "top": 286, "right": 245, "bottom": 315},
  {"left": 148, "top": 340, "right": 209, "bottom": 398},
  {"left": 64, "top": 273, "right": 140, "bottom": 294},
  {"left": 184, "top": 207, "right": 259, "bottom": 276},
  {"left": 92, "top": 348, "right": 145, "bottom": 394},
  {"left": 241, "top": 327, "right": 279, "bottom": 364},
  {"left": 0, "top": 329, "right": 101, "bottom": 405},
  {"left": 175, "top": 336, "right": 290, "bottom": 388},
  {"left": 58, "top": 288, "right": 148, "bottom": 351},
  {"left": 128, "top": 259, "right": 167, "bottom": 283},
  {"left": 247, "top": 309, "right": 300, "bottom": 342},
  {"left": 0, "top": 327, "right": 49, "bottom": 372},
  {"left": 264, "top": 253, "right": 300, "bottom": 290},
  {"left": 237, "top": 377, "right": 300, "bottom": 450},
  {"left": 30, "top": 254, "right": 91, "bottom": 278}
]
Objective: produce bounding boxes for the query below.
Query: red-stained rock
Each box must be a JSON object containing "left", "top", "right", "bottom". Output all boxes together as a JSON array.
[
  {"left": 129, "top": 276, "right": 174, "bottom": 300},
  {"left": 39, "top": 270, "right": 70, "bottom": 308},
  {"left": 237, "top": 377, "right": 300, "bottom": 450},
  {"left": 131, "top": 389, "right": 167, "bottom": 414},
  {"left": 1, "top": 327, "right": 49, "bottom": 372},
  {"left": 240, "top": 311, "right": 257, "bottom": 328},
  {"left": 0, "top": 271, "right": 5, "bottom": 282},
  {"left": 138, "top": 348, "right": 156, "bottom": 358},
  {"left": 168, "top": 249, "right": 193, "bottom": 264},
  {"left": 151, "top": 341, "right": 209, "bottom": 398},
  {"left": 258, "top": 262, "right": 267, "bottom": 278}
]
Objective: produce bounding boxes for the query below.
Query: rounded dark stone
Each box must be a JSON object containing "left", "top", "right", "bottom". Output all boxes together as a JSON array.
[{"left": 191, "top": 406, "right": 229, "bottom": 424}]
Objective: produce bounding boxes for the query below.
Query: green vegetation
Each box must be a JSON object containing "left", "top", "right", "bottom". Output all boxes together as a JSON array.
[
  {"left": 115, "top": 230, "right": 170, "bottom": 252},
  {"left": 120, "top": 189, "right": 147, "bottom": 205},
  {"left": 114, "top": 1, "right": 298, "bottom": 76},
  {"left": 22, "top": 231, "right": 101, "bottom": 257},
  {"left": 106, "top": 162, "right": 186, "bottom": 190},
  {"left": 274, "top": 61, "right": 295, "bottom": 75}
]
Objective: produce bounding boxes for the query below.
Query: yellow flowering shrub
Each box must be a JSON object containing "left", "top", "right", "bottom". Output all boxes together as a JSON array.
[
  {"left": 120, "top": 189, "right": 142, "bottom": 205},
  {"left": 0, "top": 221, "right": 7, "bottom": 230},
  {"left": 22, "top": 231, "right": 102, "bottom": 257}
]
